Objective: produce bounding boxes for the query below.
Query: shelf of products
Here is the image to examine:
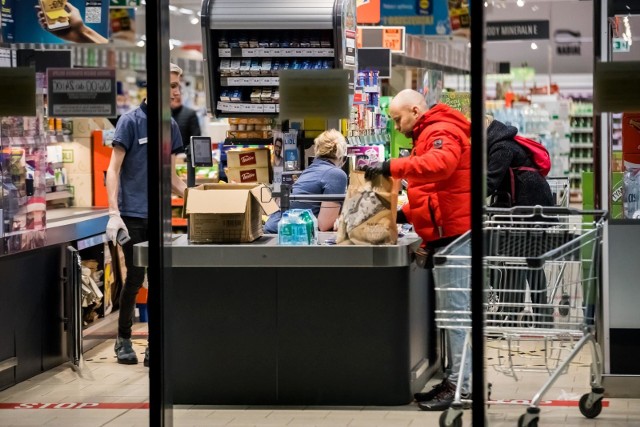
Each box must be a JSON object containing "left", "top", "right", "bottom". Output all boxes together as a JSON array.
[
  {"left": 568, "top": 102, "right": 594, "bottom": 202},
  {"left": 612, "top": 112, "right": 623, "bottom": 150},
  {"left": 210, "top": 29, "right": 338, "bottom": 117}
]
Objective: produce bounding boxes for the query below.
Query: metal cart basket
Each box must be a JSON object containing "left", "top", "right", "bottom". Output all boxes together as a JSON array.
[
  {"left": 546, "top": 176, "right": 570, "bottom": 208},
  {"left": 433, "top": 206, "right": 606, "bottom": 427}
]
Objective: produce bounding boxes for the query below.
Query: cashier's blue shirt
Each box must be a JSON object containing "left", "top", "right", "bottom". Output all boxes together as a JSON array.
[
  {"left": 112, "top": 101, "right": 183, "bottom": 218},
  {"left": 264, "top": 157, "right": 348, "bottom": 233}
]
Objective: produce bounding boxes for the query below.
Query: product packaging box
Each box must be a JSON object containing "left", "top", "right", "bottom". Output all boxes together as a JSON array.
[
  {"left": 225, "top": 166, "right": 271, "bottom": 184},
  {"left": 184, "top": 183, "right": 279, "bottom": 243},
  {"left": 622, "top": 113, "right": 640, "bottom": 156},
  {"left": 347, "top": 145, "right": 385, "bottom": 169},
  {"left": 226, "top": 147, "right": 271, "bottom": 168},
  {"left": 282, "top": 170, "right": 301, "bottom": 185}
]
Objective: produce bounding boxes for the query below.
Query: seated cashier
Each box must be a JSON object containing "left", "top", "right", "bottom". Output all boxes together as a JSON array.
[{"left": 264, "top": 129, "right": 348, "bottom": 233}]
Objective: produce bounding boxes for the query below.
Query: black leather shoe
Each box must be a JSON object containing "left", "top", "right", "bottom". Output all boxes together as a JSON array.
[{"left": 414, "top": 379, "right": 453, "bottom": 402}]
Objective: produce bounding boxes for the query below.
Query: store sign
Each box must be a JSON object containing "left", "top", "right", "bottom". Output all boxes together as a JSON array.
[
  {"left": 486, "top": 20, "right": 550, "bottom": 41},
  {"left": 47, "top": 68, "right": 116, "bottom": 118},
  {"left": 380, "top": 0, "right": 450, "bottom": 36},
  {"left": 357, "top": 26, "right": 405, "bottom": 53},
  {"left": 555, "top": 29, "right": 581, "bottom": 56},
  {"left": 356, "top": 0, "right": 380, "bottom": 24},
  {"left": 613, "top": 38, "right": 631, "bottom": 53}
]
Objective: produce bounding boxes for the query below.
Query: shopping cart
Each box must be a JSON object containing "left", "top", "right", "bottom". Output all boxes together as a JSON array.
[
  {"left": 433, "top": 206, "right": 607, "bottom": 427},
  {"left": 546, "top": 176, "right": 570, "bottom": 208}
]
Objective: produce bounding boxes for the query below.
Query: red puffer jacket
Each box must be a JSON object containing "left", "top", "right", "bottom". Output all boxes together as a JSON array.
[{"left": 390, "top": 104, "right": 471, "bottom": 245}]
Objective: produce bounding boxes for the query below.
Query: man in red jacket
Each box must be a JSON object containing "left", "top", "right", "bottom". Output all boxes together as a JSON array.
[{"left": 363, "top": 89, "right": 472, "bottom": 411}]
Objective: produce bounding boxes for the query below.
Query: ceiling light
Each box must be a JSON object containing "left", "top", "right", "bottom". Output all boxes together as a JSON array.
[
  {"left": 517, "top": 0, "right": 525, "bottom": 7},
  {"left": 179, "top": 8, "right": 194, "bottom": 15},
  {"left": 136, "top": 40, "right": 145, "bottom": 47},
  {"left": 190, "top": 17, "right": 199, "bottom": 25},
  {"left": 484, "top": 1, "right": 488, "bottom": 6},
  {"left": 531, "top": 5, "right": 538, "bottom": 11},
  {"left": 530, "top": 42, "right": 538, "bottom": 50},
  {"left": 168, "top": 5, "right": 177, "bottom": 12}
]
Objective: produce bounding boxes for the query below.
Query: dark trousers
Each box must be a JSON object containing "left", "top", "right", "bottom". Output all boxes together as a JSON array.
[{"left": 117, "top": 216, "right": 148, "bottom": 339}]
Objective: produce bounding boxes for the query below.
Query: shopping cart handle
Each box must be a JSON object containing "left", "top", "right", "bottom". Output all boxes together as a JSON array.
[{"left": 486, "top": 205, "right": 608, "bottom": 220}]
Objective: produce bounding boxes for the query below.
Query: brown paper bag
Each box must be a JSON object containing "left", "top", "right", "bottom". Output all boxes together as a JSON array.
[{"left": 336, "top": 171, "right": 398, "bottom": 245}]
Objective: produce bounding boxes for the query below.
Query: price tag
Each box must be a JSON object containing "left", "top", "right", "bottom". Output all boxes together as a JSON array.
[
  {"left": 217, "top": 101, "right": 230, "bottom": 110},
  {"left": 264, "top": 104, "right": 276, "bottom": 113},
  {"left": 244, "top": 49, "right": 256, "bottom": 57},
  {"left": 219, "top": 48, "right": 231, "bottom": 57},
  {"left": 382, "top": 27, "right": 405, "bottom": 53},
  {"left": 294, "top": 49, "right": 304, "bottom": 56}
]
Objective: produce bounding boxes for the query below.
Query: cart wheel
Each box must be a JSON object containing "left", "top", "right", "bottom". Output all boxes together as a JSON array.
[
  {"left": 517, "top": 414, "right": 538, "bottom": 427},
  {"left": 579, "top": 393, "right": 603, "bottom": 419},
  {"left": 439, "top": 410, "right": 462, "bottom": 427},
  {"left": 559, "top": 294, "right": 571, "bottom": 316}
]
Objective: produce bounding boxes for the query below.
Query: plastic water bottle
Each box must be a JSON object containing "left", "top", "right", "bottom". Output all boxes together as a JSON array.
[{"left": 623, "top": 166, "right": 640, "bottom": 219}]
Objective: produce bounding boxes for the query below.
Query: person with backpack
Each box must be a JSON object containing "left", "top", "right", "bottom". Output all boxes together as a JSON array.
[
  {"left": 486, "top": 116, "right": 555, "bottom": 327},
  {"left": 486, "top": 116, "right": 555, "bottom": 208}
]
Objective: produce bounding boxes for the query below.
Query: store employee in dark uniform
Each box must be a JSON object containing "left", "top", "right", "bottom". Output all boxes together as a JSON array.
[
  {"left": 170, "top": 63, "right": 202, "bottom": 149},
  {"left": 264, "top": 129, "right": 348, "bottom": 233},
  {"left": 106, "top": 64, "right": 187, "bottom": 366}
]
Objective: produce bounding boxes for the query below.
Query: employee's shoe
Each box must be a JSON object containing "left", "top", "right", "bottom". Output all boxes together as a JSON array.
[
  {"left": 114, "top": 336, "right": 138, "bottom": 365},
  {"left": 414, "top": 379, "right": 454, "bottom": 402},
  {"left": 418, "top": 381, "right": 470, "bottom": 411},
  {"left": 143, "top": 346, "right": 149, "bottom": 367}
]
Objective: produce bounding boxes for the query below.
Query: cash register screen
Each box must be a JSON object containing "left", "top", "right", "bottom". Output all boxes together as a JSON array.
[{"left": 191, "top": 136, "right": 213, "bottom": 167}]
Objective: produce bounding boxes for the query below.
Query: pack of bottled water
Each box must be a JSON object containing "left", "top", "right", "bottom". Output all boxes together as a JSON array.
[
  {"left": 623, "top": 163, "right": 640, "bottom": 219},
  {"left": 277, "top": 209, "right": 318, "bottom": 245}
]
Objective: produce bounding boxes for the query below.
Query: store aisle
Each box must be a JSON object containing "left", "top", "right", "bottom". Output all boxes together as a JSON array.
[{"left": 1, "top": 331, "right": 640, "bottom": 426}]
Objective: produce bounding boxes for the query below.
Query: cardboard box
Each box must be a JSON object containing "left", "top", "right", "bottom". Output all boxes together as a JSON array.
[
  {"left": 184, "top": 183, "right": 279, "bottom": 243},
  {"left": 226, "top": 166, "right": 270, "bottom": 184},
  {"left": 623, "top": 113, "right": 640, "bottom": 156},
  {"left": 226, "top": 148, "right": 270, "bottom": 168}
]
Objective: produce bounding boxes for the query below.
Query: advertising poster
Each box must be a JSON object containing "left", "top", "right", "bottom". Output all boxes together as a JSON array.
[
  {"left": 109, "top": 7, "right": 136, "bottom": 44},
  {"left": 421, "top": 69, "right": 443, "bottom": 107},
  {"left": 380, "top": 0, "right": 451, "bottom": 36},
  {"left": 448, "top": 0, "right": 470, "bottom": 38},
  {"left": 2, "top": 0, "right": 109, "bottom": 44},
  {"left": 47, "top": 68, "right": 116, "bottom": 117}
]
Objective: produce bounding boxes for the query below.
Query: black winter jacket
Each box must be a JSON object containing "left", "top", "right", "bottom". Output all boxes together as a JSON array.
[
  {"left": 171, "top": 105, "right": 201, "bottom": 149},
  {"left": 486, "top": 120, "right": 555, "bottom": 207}
]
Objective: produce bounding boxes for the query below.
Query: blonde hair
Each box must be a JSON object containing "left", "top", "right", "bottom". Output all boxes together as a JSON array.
[
  {"left": 314, "top": 129, "right": 347, "bottom": 159},
  {"left": 170, "top": 63, "right": 183, "bottom": 77}
]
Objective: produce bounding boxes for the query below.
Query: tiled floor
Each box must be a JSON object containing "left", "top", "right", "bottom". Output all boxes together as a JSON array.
[{"left": 1, "top": 321, "right": 640, "bottom": 426}]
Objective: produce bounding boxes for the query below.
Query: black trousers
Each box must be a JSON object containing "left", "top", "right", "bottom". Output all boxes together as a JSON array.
[{"left": 117, "top": 216, "right": 148, "bottom": 339}]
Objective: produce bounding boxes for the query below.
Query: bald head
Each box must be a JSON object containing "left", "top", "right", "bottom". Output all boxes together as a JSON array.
[
  {"left": 390, "top": 89, "right": 429, "bottom": 112},
  {"left": 388, "top": 89, "right": 430, "bottom": 138}
]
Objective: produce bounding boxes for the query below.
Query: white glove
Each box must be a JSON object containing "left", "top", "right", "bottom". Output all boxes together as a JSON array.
[{"left": 106, "top": 213, "right": 129, "bottom": 245}]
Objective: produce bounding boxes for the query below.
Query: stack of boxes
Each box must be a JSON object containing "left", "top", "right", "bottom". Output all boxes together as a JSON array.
[{"left": 225, "top": 147, "right": 271, "bottom": 184}]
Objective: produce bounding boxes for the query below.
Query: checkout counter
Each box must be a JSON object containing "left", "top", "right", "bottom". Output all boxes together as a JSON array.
[
  {"left": 0, "top": 208, "right": 108, "bottom": 391},
  {"left": 134, "top": 232, "right": 438, "bottom": 405}
]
